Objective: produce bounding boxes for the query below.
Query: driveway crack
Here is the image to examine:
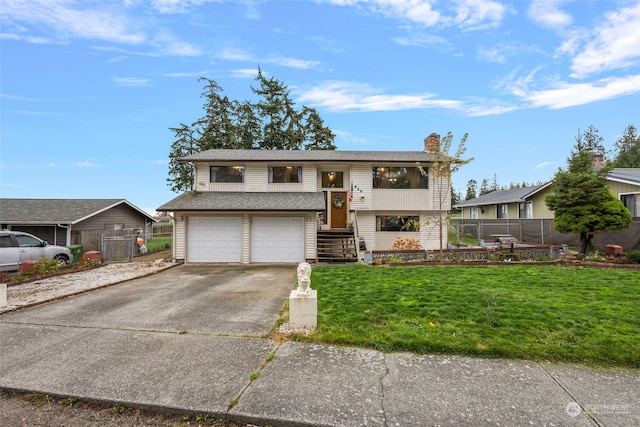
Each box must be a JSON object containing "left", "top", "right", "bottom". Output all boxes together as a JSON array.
[{"left": 379, "top": 353, "right": 390, "bottom": 427}]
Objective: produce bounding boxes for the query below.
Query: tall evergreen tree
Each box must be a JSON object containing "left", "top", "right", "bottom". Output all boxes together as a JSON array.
[
  {"left": 167, "top": 69, "right": 336, "bottom": 192},
  {"left": 545, "top": 148, "right": 631, "bottom": 256},
  {"left": 465, "top": 179, "right": 477, "bottom": 200},
  {"left": 302, "top": 107, "right": 337, "bottom": 150},
  {"left": 613, "top": 124, "right": 640, "bottom": 168},
  {"left": 574, "top": 125, "right": 606, "bottom": 156},
  {"left": 479, "top": 179, "right": 490, "bottom": 195},
  {"left": 167, "top": 124, "right": 198, "bottom": 193}
]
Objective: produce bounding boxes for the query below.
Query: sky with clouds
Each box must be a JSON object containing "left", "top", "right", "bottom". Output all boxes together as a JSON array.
[{"left": 1, "top": 0, "right": 639, "bottom": 214}]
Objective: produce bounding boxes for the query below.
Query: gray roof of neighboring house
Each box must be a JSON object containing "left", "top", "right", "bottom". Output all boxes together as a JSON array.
[
  {"left": 453, "top": 183, "right": 552, "bottom": 208},
  {"left": 608, "top": 168, "right": 640, "bottom": 186},
  {"left": 0, "top": 199, "right": 155, "bottom": 225},
  {"left": 157, "top": 192, "right": 326, "bottom": 212},
  {"left": 181, "top": 149, "right": 447, "bottom": 163}
]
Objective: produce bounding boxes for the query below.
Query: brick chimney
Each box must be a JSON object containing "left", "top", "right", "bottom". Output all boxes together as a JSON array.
[
  {"left": 591, "top": 153, "right": 604, "bottom": 171},
  {"left": 424, "top": 133, "right": 440, "bottom": 152}
]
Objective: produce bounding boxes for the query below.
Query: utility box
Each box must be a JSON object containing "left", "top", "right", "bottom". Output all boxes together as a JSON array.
[{"left": 604, "top": 244, "right": 623, "bottom": 256}]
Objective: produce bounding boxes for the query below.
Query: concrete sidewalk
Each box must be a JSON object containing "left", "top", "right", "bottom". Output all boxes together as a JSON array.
[{"left": 1, "top": 323, "right": 637, "bottom": 426}]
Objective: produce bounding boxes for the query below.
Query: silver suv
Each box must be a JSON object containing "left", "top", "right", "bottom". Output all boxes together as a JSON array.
[{"left": 0, "top": 230, "right": 73, "bottom": 272}]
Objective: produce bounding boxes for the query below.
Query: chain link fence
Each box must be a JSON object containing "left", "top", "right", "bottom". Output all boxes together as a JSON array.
[{"left": 451, "top": 218, "right": 640, "bottom": 250}]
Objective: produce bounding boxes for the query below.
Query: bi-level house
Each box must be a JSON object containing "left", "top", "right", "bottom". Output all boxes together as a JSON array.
[{"left": 158, "top": 134, "right": 451, "bottom": 263}]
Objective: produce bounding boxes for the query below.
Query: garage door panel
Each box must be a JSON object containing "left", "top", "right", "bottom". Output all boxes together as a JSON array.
[
  {"left": 251, "top": 217, "right": 304, "bottom": 263},
  {"left": 187, "top": 217, "right": 241, "bottom": 263}
]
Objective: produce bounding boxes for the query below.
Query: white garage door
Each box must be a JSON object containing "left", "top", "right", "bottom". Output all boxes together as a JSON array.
[
  {"left": 187, "top": 217, "right": 241, "bottom": 263},
  {"left": 251, "top": 217, "right": 304, "bottom": 263}
]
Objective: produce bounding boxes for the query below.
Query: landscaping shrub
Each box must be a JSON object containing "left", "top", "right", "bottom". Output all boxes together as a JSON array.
[
  {"left": 625, "top": 249, "right": 640, "bottom": 264},
  {"left": 391, "top": 237, "right": 423, "bottom": 250},
  {"left": 34, "top": 257, "right": 60, "bottom": 275}
]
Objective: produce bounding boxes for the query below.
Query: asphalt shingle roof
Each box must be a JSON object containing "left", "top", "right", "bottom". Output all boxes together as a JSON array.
[
  {"left": 453, "top": 183, "right": 551, "bottom": 208},
  {"left": 608, "top": 168, "right": 640, "bottom": 186},
  {"left": 157, "top": 192, "right": 326, "bottom": 212},
  {"left": 0, "top": 199, "right": 153, "bottom": 224},
  {"left": 181, "top": 149, "right": 445, "bottom": 163}
]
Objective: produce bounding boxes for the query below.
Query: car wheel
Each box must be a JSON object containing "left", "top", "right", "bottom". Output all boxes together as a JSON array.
[{"left": 54, "top": 255, "right": 69, "bottom": 267}]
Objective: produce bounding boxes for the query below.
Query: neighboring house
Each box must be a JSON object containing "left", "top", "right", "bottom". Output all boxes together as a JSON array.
[
  {"left": 455, "top": 168, "right": 640, "bottom": 220},
  {"left": 454, "top": 183, "right": 553, "bottom": 220},
  {"left": 0, "top": 199, "right": 156, "bottom": 248},
  {"left": 157, "top": 134, "right": 452, "bottom": 264},
  {"left": 608, "top": 168, "right": 640, "bottom": 217}
]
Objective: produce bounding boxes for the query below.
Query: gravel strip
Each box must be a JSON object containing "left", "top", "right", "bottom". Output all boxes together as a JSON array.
[{"left": 1, "top": 260, "right": 177, "bottom": 314}]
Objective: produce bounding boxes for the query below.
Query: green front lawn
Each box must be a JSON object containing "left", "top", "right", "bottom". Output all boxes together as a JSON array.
[{"left": 302, "top": 265, "right": 640, "bottom": 367}]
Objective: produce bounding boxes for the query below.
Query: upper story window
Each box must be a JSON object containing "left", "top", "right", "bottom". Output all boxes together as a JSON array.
[
  {"left": 269, "top": 166, "right": 302, "bottom": 183},
  {"left": 210, "top": 166, "right": 244, "bottom": 183},
  {"left": 321, "top": 171, "right": 343, "bottom": 188},
  {"left": 372, "top": 167, "right": 428, "bottom": 189}
]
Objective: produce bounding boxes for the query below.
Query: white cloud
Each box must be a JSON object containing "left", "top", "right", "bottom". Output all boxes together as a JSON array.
[
  {"left": 534, "top": 161, "right": 554, "bottom": 170},
  {"left": 297, "top": 81, "right": 461, "bottom": 112},
  {"left": 524, "top": 74, "right": 640, "bottom": 109},
  {"left": 229, "top": 68, "right": 261, "bottom": 78},
  {"left": 4, "top": 110, "right": 62, "bottom": 116},
  {"left": 327, "top": 0, "right": 506, "bottom": 29},
  {"left": 453, "top": 0, "right": 508, "bottom": 30},
  {"left": 569, "top": 2, "right": 640, "bottom": 78},
  {"left": 75, "top": 161, "right": 99, "bottom": 168},
  {"left": 528, "top": 0, "right": 572, "bottom": 29},
  {"left": 217, "top": 48, "right": 320, "bottom": 70},
  {"left": 151, "top": 0, "right": 221, "bottom": 14},
  {"left": 1, "top": 0, "right": 146, "bottom": 44},
  {"left": 218, "top": 48, "right": 252, "bottom": 62},
  {"left": 392, "top": 31, "right": 449, "bottom": 47},
  {"left": 114, "top": 77, "right": 149, "bottom": 86},
  {"left": 0, "top": 32, "right": 56, "bottom": 44},
  {"left": 478, "top": 46, "right": 508, "bottom": 64},
  {"left": 152, "top": 31, "right": 202, "bottom": 56},
  {"left": 164, "top": 70, "right": 212, "bottom": 78}
]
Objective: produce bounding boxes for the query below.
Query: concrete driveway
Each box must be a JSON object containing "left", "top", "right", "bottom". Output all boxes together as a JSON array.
[{"left": 0, "top": 264, "right": 296, "bottom": 336}]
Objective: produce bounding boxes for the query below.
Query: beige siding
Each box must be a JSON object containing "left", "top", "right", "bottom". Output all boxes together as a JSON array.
[
  {"left": 267, "top": 183, "right": 305, "bottom": 192},
  {"left": 245, "top": 163, "right": 268, "bottom": 191},
  {"left": 420, "top": 213, "right": 442, "bottom": 250},
  {"left": 355, "top": 212, "right": 376, "bottom": 252},
  {"left": 607, "top": 181, "right": 640, "bottom": 197},
  {"left": 195, "top": 164, "right": 209, "bottom": 191},
  {"left": 241, "top": 214, "right": 250, "bottom": 263},
  {"left": 372, "top": 189, "right": 434, "bottom": 210},
  {"left": 376, "top": 231, "right": 421, "bottom": 251},
  {"left": 303, "top": 166, "right": 317, "bottom": 192},
  {"left": 305, "top": 213, "right": 317, "bottom": 261},
  {"left": 429, "top": 173, "right": 452, "bottom": 211},
  {"left": 530, "top": 190, "right": 553, "bottom": 218},
  {"left": 174, "top": 216, "right": 185, "bottom": 260},
  {"left": 349, "top": 165, "right": 373, "bottom": 211}
]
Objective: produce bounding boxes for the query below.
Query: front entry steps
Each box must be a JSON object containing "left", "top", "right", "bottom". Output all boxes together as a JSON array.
[{"left": 317, "top": 230, "right": 358, "bottom": 263}]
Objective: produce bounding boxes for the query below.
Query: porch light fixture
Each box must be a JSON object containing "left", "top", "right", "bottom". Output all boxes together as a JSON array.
[{"left": 328, "top": 172, "right": 335, "bottom": 182}]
